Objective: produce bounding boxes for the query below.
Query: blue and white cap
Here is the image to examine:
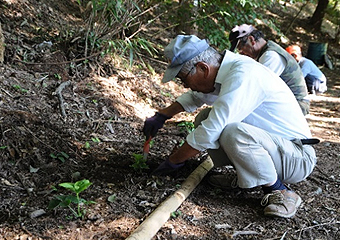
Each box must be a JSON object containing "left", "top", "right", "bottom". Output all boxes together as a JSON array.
[{"left": 162, "top": 35, "right": 210, "bottom": 83}]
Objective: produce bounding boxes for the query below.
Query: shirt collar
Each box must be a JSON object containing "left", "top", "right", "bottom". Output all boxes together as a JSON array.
[{"left": 214, "top": 50, "right": 235, "bottom": 84}]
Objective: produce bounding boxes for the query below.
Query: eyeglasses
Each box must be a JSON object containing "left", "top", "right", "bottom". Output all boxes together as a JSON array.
[{"left": 176, "top": 65, "right": 195, "bottom": 84}]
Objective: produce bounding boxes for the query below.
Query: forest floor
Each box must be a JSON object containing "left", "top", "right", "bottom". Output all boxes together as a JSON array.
[{"left": 0, "top": 0, "right": 339, "bottom": 239}]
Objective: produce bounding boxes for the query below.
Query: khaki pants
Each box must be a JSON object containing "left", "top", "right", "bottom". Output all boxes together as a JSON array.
[{"left": 194, "top": 108, "right": 317, "bottom": 189}]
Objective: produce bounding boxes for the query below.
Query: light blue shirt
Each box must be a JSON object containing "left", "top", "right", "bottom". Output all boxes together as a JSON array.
[
  {"left": 299, "top": 57, "right": 327, "bottom": 92},
  {"left": 176, "top": 51, "right": 312, "bottom": 151}
]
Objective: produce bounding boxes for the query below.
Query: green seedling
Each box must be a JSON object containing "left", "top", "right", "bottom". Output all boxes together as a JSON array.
[
  {"left": 177, "top": 121, "right": 195, "bottom": 146},
  {"left": 84, "top": 141, "right": 91, "bottom": 149},
  {"left": 170, "top": 210, "right": 182, "bottom": 219},
  {"left": 12, "top": 84, "right": 28, "bottom": 93},
  {"left": 160, "top": 90, "right": 172, "bottom": 98},
  {"left": 91, "top": 137, "right": 101, "bottom": 143},
  {"left": 149, "top": 139, "right": 155, "bottom": 148},
  {"left": 179, "top": 139, "right": 185, "bottom": 147},
  {"left": 54, "top": 73, "right": 62, "bottom": 80},
  {"left": 48, "top": 179, "right": 95, "bottom": 219},
  {"left": 50, "top": 152, "right": 69, "bottom": 163},
  {"left": 177, "top": 121, "right": 195, "bottom": 135},
  {"left": 130, "top": 153, "right": 149, "bottom": 171}
]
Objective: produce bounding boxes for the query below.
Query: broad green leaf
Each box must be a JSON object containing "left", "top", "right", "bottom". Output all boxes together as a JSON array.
[
  {"left": 59, "top": 182, "right": 76, "bottom": 192},
  {"left": 48, "top": 198, "right": 62, "bottom": 209},
  {"left": 60, "top": 152, "right": 69, "bottom": 159},
  {"left": 74, "top": 179, "right": 92, "bottom": 194}
]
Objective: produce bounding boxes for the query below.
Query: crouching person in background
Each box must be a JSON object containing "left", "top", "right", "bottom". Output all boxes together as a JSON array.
[{"left": 286, "top": 45, "right": 327, "bottom": 94}]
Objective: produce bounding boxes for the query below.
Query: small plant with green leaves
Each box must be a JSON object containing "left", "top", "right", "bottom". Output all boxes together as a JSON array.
[
  {"left": 84, "top": 137, "right": 101, "bottom": 149},
  {"left": 170, "top": 210, "right": 182, "bottom": 219},
  {"left": 130, "top": 139, "right": 154, "bottom": 171},
  {"left": 177, "top": 121, "right": 195, "bottom": 135},
  {"left": 50, "top": 152, "right": 69, "bottom": 163},
  {"left": 130, "top": 153, "right": 149, "bottom": 171},
  {"left": 84, "top": 141, "right": 91, "bottom": 149},
  {"left": 106, "top": 38, "right": 158, "bottom": 68},
  {"left": 160, "top": 90, "right": 173, "bottom": 98},
  {"left": 91, "top": 137, "right": 101, "bottom": 143},
  {"left": 12, "top": 84, "right": 28, "bottom": 93},
  {"left": 54, "top": 73, "right": 62, "bottom": 80},
  {"left": 48, "top": 179, "right": 95, "bottom": 219},
  {"left": 177, "top": 121, "right": 195, "bottom": 147}
]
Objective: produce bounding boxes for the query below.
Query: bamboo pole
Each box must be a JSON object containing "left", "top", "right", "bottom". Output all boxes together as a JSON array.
[{"left": 126, "top": 157, "right": 214, "bottom": 240}]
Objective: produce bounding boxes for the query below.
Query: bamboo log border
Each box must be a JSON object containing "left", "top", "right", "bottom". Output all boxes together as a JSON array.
[{"left": 126, "top": 157, "right": 214, "bottom": 240}]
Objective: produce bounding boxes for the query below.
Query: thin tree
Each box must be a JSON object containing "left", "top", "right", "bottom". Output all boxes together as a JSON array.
[
  {"left": 310, "top": 0, "right": 330, "bottom": 31},
  {"left": 175, "top": 0, "right": 198, "bottom": 35}
]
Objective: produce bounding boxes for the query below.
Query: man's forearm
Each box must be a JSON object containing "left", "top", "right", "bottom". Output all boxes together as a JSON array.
[
  {"left": 158, "top": 101, "right": 185, "bottom": 118},
  {"left": 169, "top": 142, "right": 200, "bottom": 164}
]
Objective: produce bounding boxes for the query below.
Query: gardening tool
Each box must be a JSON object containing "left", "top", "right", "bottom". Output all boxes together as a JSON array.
[{"left": 143, "top": 137, "right": 152, "bottom": 160}]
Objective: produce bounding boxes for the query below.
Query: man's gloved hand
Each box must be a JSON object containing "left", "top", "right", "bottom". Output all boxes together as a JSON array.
[
  {"left": 151, "top": 158, "right": 185, "bottom": 176},
  {"left": 143, "top": 112, "right": 171, "bottom": 139}
]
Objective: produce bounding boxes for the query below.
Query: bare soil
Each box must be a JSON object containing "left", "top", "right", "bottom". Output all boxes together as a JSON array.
[{"left": 0, "top": 1, "right": 339, "bottom": 240}]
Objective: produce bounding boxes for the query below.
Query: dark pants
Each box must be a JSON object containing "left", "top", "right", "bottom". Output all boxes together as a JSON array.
[{"left": 305, "top": 74, "right": 320, "bottom": 94}]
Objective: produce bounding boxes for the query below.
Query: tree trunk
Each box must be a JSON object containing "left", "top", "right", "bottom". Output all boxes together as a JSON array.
[
  {"left": 310, "top": 0, "right": 330, "bottom": 31},
  {"left": 332, "top": 0, "right": 338, "bottom": 10},
  {"left": 175, "top": 0, "right": 198, "bottom": 35}
]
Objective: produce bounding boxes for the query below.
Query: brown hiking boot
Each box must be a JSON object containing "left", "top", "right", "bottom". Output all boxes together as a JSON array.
[
  {"left": 261, "top": 189, "right": 302, "bottom": 218},
  {"left": 207, "top": 174, "right": 238, "bottom": 190}
]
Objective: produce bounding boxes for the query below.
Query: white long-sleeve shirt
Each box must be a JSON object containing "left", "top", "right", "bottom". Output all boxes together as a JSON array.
[
  {"left": 258, "top": 50, "right": 286, "bottom": 75},
  {"left": 176, "top": 51, "right": 312, "bottom": 151}
]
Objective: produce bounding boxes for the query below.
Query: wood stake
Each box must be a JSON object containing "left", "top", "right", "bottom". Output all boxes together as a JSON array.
[{"left": 126, "top": 157, "right": 214, "bottom": 240}]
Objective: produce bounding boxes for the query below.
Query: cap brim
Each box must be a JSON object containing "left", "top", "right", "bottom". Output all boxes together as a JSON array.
[
  {"left": 162, "top": 64, "right": 183, "bottom": 83},
  {"left": 229, "top": 39, "right": 239, "bottom": 52}
]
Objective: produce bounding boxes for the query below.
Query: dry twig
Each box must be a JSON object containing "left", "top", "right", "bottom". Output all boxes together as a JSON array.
[
  {"left": 296, "top": 219, "right": 340, "bottom": 240},
  {"left": 14, "top": 52, "right": 102, "bottom": 65},
  {"left": 230, "top": 230, "right": 259, "bottom": 238},
  {"left": 284, "top": 2, "right": 309, "bottom": 36},
  {"left": 53, "top": 81, "right": 71, "bottom": 118}
]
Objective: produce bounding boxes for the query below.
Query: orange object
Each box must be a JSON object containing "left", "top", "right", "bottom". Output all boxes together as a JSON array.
[
  {"left": 286, "top": 45, "right": 301, "bottom": 55},
  {"left": 143, "top": 137, "right": 152, "bottom": 160}
]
